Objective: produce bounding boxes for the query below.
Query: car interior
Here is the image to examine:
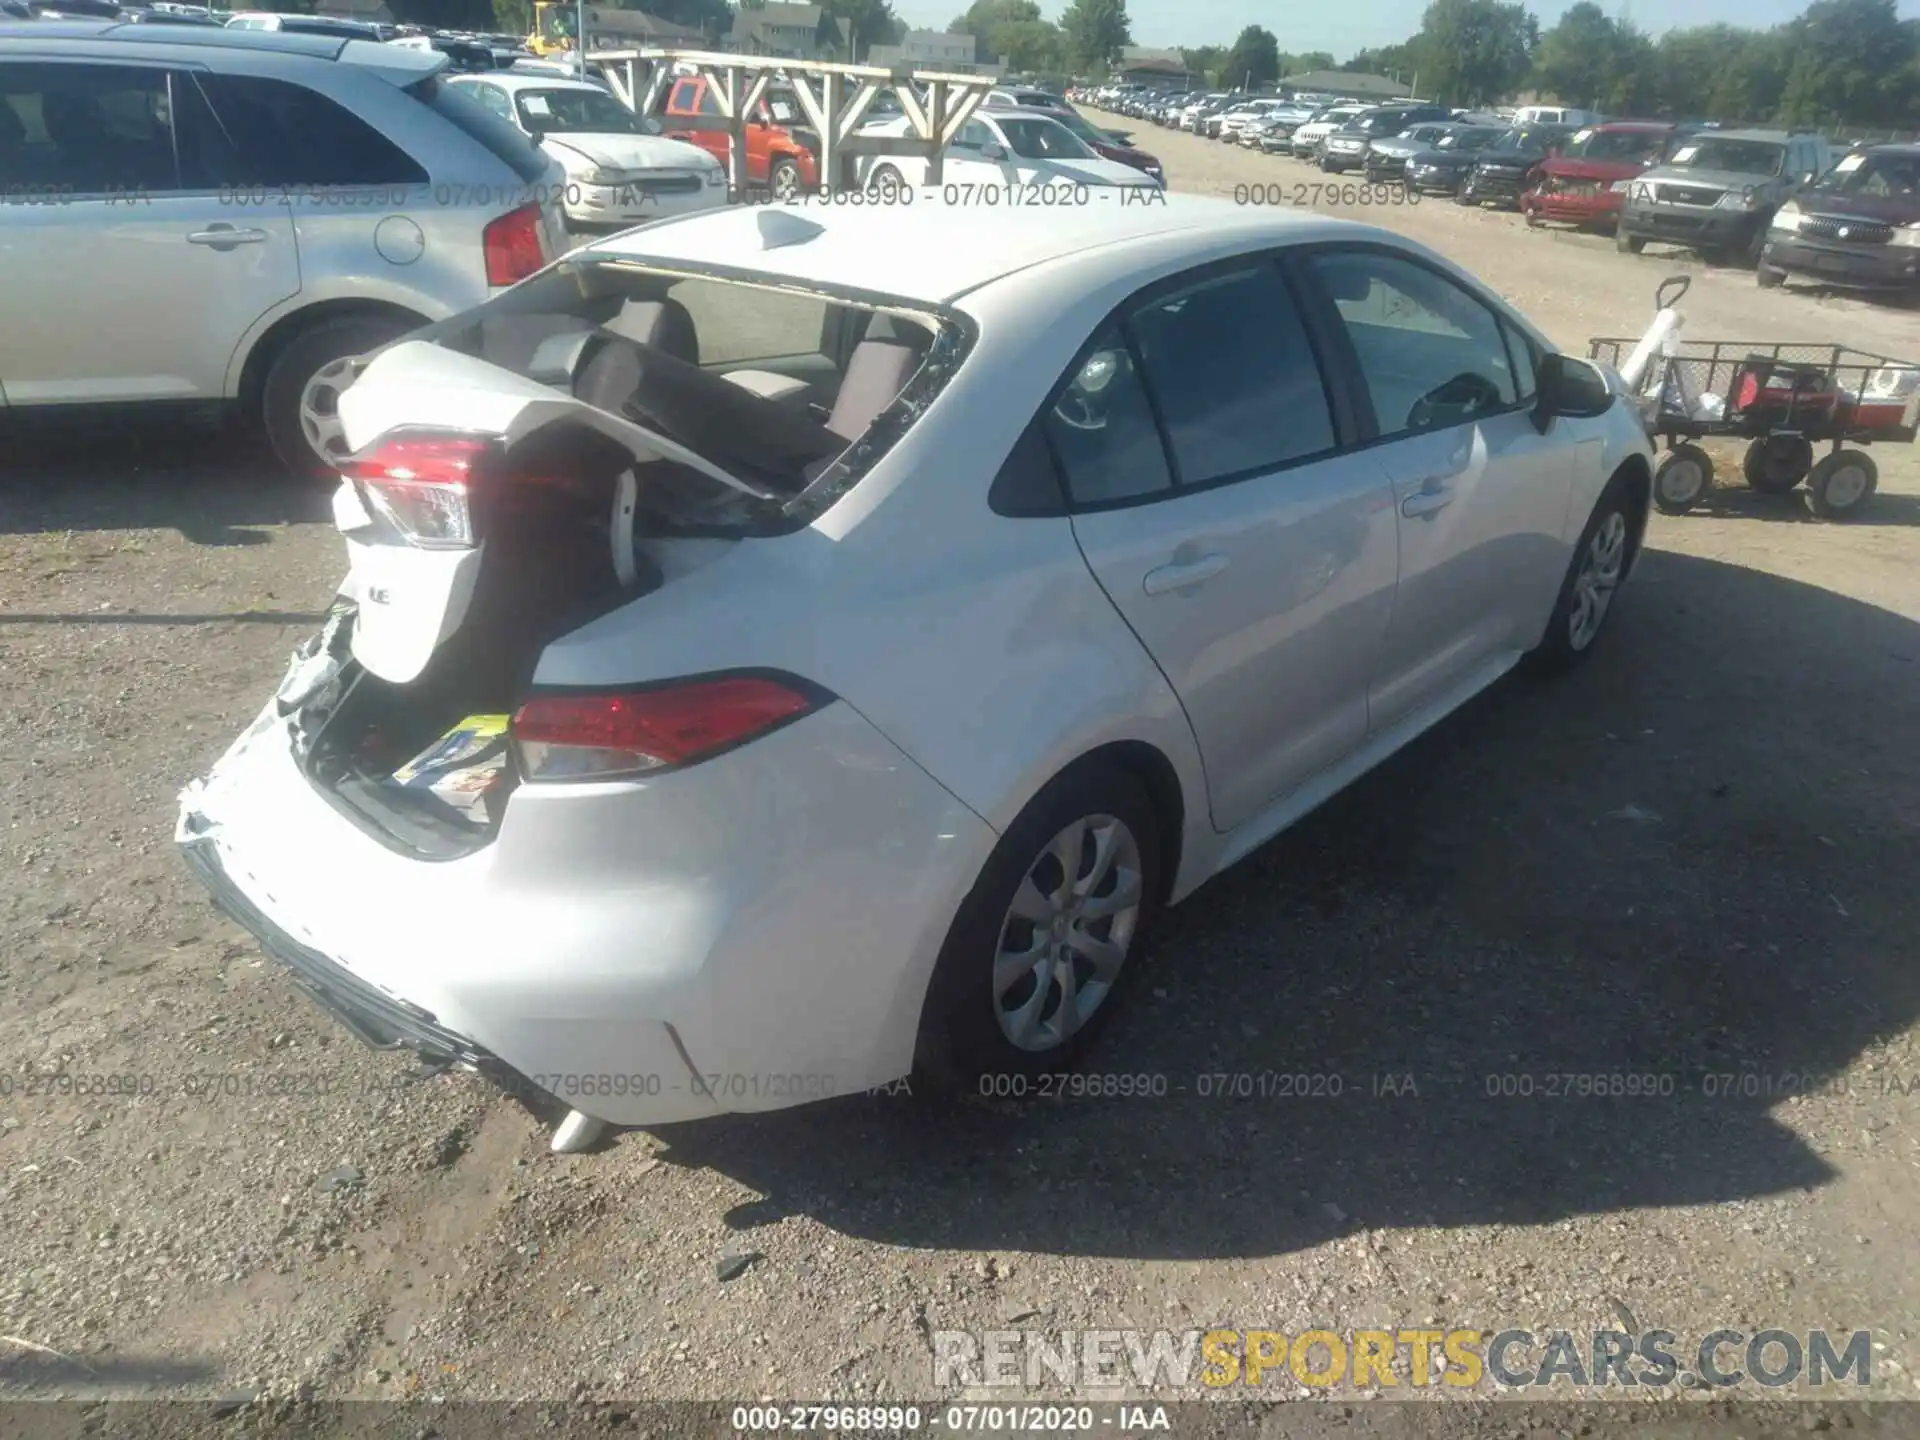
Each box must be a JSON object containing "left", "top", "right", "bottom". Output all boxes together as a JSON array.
[{"left": 450, "top": 262, "right": 942, "bottom": 494}]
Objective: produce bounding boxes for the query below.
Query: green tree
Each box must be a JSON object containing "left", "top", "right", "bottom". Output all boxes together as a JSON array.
[
  {"left": 948, "top": 0, "right": 1061, "bottom": 68},
  {"left": 1060, "top": 0, "right": 1130, "bottom": 73},
  {"left": 492, "top": 0, "right": 531, "bottom": 37},
  {"left": 1412, "top": 0, "right": 1536, "bottom": 106},
  {"left": 1181, "top": 44, "right": 1224, "bottom": 85},
  {"left": 1222, "top": 24, "right": 1281, "bottom": 88},
  {"left": 1652, "top": 24, "right": 1788, "bottom": 121},
  {"left": 1284, "top": 50, "right": 1337, "bottom": 74},
  {"left": 996, "top": 18, "right": 1066, "bottom": 72},
  {"left": 1531, "top": 1, "right": 1615, "bottom": 107},
  {"left": 1778, "top": 0, "right": 1916, "bottom": 127},
  {"left": 1342, "top": 42, "right": 1421, "bottom": 80}
]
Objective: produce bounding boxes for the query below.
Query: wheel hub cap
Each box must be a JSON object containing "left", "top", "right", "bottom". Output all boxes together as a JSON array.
[
  {"left": 1568, "top": 510, "right": 1627, "bottom": 651},
  {"left": 993, "top": 814, "right": 1143, "bottom": 1053},
  {"left": 1825, "top": 465, "right": 1868, "bottom": 508}
]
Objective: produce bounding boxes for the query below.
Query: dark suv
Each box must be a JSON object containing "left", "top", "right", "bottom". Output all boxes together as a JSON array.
[
  {"left": 1457, "top": 124, "right": 1577, "bottom": 208},
  {"left": 1318, "top": 102, "right": 1452, "bottom": 173},
  {"left": 1758, "top": 145, "right": 1920, "bottom": 298}
]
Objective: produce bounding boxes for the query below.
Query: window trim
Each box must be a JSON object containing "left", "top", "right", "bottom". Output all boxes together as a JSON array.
[
  {"left": 1032, "top": 249, "right": 1360, "bottom": 517},
  {"left": 1283, "top": 240, "right": 1540, "bottom": 451}
]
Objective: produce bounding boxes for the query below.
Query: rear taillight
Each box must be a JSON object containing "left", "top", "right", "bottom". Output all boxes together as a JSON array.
[
  {"left": 340, "top": 430, "right": 494, "bottom": 548},
  {"left": 510, "top": 676, "right": 826, "bottom": 781},
  {"left": 482, "top": 202, "right": 546, "bottom": 287}
]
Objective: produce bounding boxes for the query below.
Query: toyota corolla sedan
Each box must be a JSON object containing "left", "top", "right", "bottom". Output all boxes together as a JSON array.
[{"left": 177, "top": 197, "right": 1653, "bottom": 1151}]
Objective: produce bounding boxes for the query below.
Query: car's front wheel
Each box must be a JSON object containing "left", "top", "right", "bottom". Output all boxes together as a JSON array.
[
  {"left": 768, "top": 157, "right": 803, "bottom": 201},
  {"left": 916, "top": 764, "right": 1163, "bottom": 1090},
  {"left": 1522, "top": 475, "right": 1641, "bottom": 675}
]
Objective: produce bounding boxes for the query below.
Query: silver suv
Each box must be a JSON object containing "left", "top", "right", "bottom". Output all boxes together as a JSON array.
[
  {"left": 0, "top": 21, "right": 570, "bottom": 478},
  {"left": 1617, "top": 128, "right": 1832, "bottom": 266}
]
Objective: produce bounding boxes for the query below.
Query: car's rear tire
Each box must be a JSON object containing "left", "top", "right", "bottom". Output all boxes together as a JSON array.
[
  {"left": 1521, "top": 474, "right": 1641, "bottom": 676},
  {"left": 1804, "top": 449, "right": 1878, "bottom": 520},
  {"left": 867, "top": 163, "right": 907, "bottom": 201},
  {"left": 914, "top": 763, "right": 1163, "bottom": 1093},
  {"left": 1653, "top": 443, "right": 1713, "bottom": 514},
  {"left": 262, "top": 314, "right": 415, "bottom": 484},
  {"left": 1742, "top": 435, "right": 1812, "bottom": 493}
]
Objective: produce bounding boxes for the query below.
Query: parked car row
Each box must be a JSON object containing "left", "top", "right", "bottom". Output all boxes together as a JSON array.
[{"left": 1083, "top": 86, "right": 1920, "bottom": 303}]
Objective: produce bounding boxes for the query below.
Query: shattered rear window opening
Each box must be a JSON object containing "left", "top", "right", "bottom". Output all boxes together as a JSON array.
[{"left": 416, "top": 255, "right": 976, "bottom": 533}]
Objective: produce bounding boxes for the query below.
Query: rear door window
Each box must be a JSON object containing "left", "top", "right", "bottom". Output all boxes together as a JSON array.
[
  {"left": 1124, "top": 263, "right": 1337, "bottom": 485},
  {"left": 196, "top": 73, "right": 429, "bottom": 186},
  {"left": 0, "top": 61, "right": 182, "bottom": 194}
]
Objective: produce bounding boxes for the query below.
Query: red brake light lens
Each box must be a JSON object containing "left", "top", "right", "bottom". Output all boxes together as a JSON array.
[
  {"left": 510, "top": 677, "right": 824, "bottom": 781},
  {"left": 340, "top": 431, "right": 493, "bottom": 548},
  {"left": 483, "top": 202, "right": 547, "bottom": 287}
]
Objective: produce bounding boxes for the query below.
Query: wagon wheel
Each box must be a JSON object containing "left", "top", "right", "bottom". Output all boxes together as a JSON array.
[
  {"left": 1741, "top": 435, "right": 1813, "bottom": 494},
  {"left": 1653, "top": 443, "right": 1713, "bottom": 515},
  {"left": 1804, "top": 449, "right": 1878, "bottom": 520}
]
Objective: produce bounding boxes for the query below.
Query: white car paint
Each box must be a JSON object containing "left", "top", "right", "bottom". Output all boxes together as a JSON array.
[
  {"left": 178, "top": 196, "right": 1653, "bottom": 1136},
  {"left": 1291, "top": 104, "right": 1369, "bottom": 155},
  {"left": 447, "top": 72, "right": 726, "bottom": 230},
  {"left": 859, "top": 109, "right": 1164, "bottom": 194}
]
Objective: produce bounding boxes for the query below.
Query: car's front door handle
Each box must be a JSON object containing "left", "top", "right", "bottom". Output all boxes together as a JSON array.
[
  {"left": 1143, "top": 553, "right": 1229, "bottom": 595},
  {"left": 1401, "top": 485, "right": 1454, "bottom": 519},
  {"left": 186, "top": 225, "right": 270, "bottom": 249}
]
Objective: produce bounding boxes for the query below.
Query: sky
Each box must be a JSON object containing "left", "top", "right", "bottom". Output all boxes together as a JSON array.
[{"left": 891, "top": 0, "right": 1920, "bottom": 62}]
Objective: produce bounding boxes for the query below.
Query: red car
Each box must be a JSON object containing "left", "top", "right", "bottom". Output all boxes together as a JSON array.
[
  {"left": 1523, "top": 122, "right": 1674, "bottom": 230},
  {"left": 1046, "top": 106, "right": 1165, "bottom": 183}
]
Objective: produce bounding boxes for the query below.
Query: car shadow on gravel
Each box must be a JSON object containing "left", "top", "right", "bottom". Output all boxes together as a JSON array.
[
  {"left": 0, "top": 1350, "right": 218, "bottom": 1393},
  {"left": 652, "top": 548, "right": 1920, "bottom": 1260},
  {"left": 1673, "top": 487, "right": 1920, "bottom": 527},
  {"left": 0, "top": 420, "right": 327, "bottom": 545}
]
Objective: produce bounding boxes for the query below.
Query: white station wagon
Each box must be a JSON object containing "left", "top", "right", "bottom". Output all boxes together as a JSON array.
[{"left": 179, "top": 197, "right": 1653, "bottom": 1151}]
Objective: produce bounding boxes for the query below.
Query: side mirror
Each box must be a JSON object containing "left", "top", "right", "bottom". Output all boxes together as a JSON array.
[
  {"left": 981, "top": 141, "right": 1007, "bottom": 160},
  {"left": 1533, "top": 353, "right": 1615, "bottom": 431}
]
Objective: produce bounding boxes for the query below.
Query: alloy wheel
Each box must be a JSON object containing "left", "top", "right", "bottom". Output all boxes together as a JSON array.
[
  {"left": 1568, "top": 510, "right": 1628, "bottom": 651},
  {"left": 992, "top": 814, "right": 1143, "bottom": 1052},
  {"left": 298, "top": 355, "right": 362, "bottom": 467}
]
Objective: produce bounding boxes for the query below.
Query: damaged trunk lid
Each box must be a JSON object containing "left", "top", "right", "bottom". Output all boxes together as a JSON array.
[{"left": 331, "top": 339, "right": 772, "bottom": 686}]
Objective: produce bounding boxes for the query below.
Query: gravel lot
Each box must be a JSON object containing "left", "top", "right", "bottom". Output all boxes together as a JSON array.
[{"left": 2, "top": 117, "right": 1918, "bottom": 1428}]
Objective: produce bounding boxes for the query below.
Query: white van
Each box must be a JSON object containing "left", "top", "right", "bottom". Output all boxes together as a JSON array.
[{"left": 1513, "top": 104, "right": 1599, "bottom": 127}]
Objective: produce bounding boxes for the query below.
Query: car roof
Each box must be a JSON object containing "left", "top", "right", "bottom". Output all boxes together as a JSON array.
[
  {"left": 584, "top": 195, "right": 1363, "bottom": 305},
  {"left": 0, "top": 17, "right": 441, "bottom": 72},
  {"left": 1704, "top": 128, "right": 1792, "bottom": 143}
]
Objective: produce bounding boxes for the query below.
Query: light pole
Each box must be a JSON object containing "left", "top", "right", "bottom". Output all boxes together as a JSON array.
[{"left": 575, "top": 0, "right": 586, "bottom": 74}]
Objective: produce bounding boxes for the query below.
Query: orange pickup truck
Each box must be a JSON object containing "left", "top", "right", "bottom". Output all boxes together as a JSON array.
[{"left": 660, "top": 75, "right": 822, "bottom": 198}]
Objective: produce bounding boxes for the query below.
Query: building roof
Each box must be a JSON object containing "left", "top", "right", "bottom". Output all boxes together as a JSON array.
[
  {"left": 578, "top": 7, "right": 705, "bottom": 42},
  {"left": 1282, "top": 70, "right": 1409, "bottom": 98},
  {"left": 1117, "top": 55, "right": 1186, "bottom": 76},
  {"left": 583, "top": 194, "right": 1361, "bottom": 304},
  {"left": 730, "top": 2, "right": 838, "bottom": 43}
]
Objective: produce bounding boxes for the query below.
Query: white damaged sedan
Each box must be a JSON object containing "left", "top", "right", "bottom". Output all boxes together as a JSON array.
[{"left": 178, "top": 197, "right": 1653, "bottom": 1149}]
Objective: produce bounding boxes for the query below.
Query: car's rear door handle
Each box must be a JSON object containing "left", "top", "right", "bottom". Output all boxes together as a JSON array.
[
  {"left": 1401, "top": 485, "right": 1454, "bottom": 519},
  {"left": 1143, "top": 553, "right": 1229, "bottom": 595},
  {"left": 186, "top": 225, "right": 270, "bottom": 249}
]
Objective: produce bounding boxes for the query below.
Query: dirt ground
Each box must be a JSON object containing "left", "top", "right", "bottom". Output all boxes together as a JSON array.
[{"left": 2, "top": 116, "right": 1918, "bottom": 1430}]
